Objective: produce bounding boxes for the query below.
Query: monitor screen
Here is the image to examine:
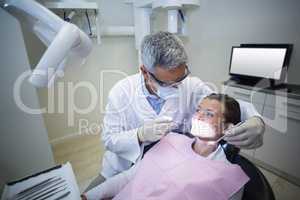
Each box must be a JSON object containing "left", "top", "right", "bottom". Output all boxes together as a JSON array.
[{"left": 229, "top": 47, "right": 288, "bottom": 80}]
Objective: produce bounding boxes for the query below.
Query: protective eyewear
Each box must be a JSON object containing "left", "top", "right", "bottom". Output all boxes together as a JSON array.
[{"left": 148, "top": 65, "right": 190, "bottom": 87}]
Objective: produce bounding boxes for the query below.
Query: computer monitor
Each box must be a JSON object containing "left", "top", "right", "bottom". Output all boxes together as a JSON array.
[{"left": 229, "top": 44, "right": 292, "bottom": 82}]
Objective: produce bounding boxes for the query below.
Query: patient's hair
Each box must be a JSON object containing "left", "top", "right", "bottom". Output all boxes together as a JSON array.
[{"left": 204, "top": 93, "right": 241, "bottom": 125}]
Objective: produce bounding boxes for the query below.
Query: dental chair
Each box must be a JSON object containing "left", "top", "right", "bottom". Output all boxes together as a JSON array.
[{"left": 220, "top": 141, "right": 276, "bottom": 200}]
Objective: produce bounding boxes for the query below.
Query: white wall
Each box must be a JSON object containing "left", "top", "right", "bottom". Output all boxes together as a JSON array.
[
  {"left": 32, "top": 0, "right": 139, "bottom": 141},
  {"left": 38, "top": 36, "right": 139, "bottom": 141},
  {"left": 150, "top": 0, "right": 300, "bottom": 89},
  {"left": 184, "top": 0, "right": 300, "bottom": 88},
  {"left": 0, "top": 9, "right": 54, "bottom": 194},
  {"left": 24, "top": 0, "right": 300, "bottom": 141}
]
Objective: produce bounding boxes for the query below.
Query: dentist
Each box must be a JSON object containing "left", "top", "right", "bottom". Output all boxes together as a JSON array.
[{"left": 85, "top": 31, "right": 265, "bottom": 191}]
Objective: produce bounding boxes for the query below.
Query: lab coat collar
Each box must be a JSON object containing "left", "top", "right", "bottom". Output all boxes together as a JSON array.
[{"left": 136, "top": 73, "right": 179, "bottom": 119}]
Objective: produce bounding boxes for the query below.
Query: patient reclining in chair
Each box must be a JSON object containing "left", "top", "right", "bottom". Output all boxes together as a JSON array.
[{"left": 83, "top": 93, "right": 249, "bottom": 200}]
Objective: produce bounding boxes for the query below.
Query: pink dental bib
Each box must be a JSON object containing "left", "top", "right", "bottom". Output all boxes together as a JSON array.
[{"left": 113, "top": 133, "right": 249, "bottom": 200}]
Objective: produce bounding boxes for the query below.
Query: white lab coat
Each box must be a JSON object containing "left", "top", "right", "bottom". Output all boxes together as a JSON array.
[{"left": 101, "top": 73, "right": 259, "bottom": 178}]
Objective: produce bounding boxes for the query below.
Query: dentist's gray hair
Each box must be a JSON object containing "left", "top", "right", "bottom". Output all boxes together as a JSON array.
[{"left": 141, "top": 31, "right": 188, "bottom": 72}]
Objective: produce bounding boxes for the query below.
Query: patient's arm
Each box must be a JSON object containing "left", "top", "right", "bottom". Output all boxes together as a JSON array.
[{"left": 84, "top": 164, "right": 138, "bottom": 199}]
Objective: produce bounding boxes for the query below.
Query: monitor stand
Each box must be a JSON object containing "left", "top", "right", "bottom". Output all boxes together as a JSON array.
[
  {"left": 228, "top": 76, "right": 261, "bottom": 87},
  {"left": 268, "top": 79, "right": 288, "bottom": 90},
  {"left": 227, "top": 77, "right": 290, "bottom": 91}
]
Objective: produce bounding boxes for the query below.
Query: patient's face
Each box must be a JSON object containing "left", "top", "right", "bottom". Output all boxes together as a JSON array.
[{"left": 193, "top": 98, "right": 225, "bottom": 139}]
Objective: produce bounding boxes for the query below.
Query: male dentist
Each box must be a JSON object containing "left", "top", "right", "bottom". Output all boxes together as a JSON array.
[{"left": 85, "top": 31, "right": 265, "bottom": 191}]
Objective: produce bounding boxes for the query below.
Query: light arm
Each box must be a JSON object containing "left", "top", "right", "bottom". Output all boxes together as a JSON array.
[
  {"left": 6, "top": 0, "right": 64, "bottom": 32},
  {"left": 29, "top": 23, "right": 82, "bottom": 87},
  {"left": 4, "top": 0, "right": 93, "bottom": 87},
  {"left": 33, "top": 21, "right": 57, "bottom": 46}
]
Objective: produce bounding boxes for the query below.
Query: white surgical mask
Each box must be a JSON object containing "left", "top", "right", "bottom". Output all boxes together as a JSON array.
[
  {"left": 145, "top": 70, "right": 182, "bottom": 99},
  {"left": 190, "top": 118, "right": 216, "bottom": 139},
  {"left": 155, "top": 83, "right": 179, "bottom": 99}
]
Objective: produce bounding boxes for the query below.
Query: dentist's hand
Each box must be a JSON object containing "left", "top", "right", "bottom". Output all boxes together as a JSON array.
[
  {"left": 224, "top": 116, "right": 265, "bottom": 149},
  {"left": 137, "top": 117, "right": 173, "bottom": 143}
]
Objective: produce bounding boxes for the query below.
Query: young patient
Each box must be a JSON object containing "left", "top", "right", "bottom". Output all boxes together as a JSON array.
[{"left": 82, "top": 93, "right": 249, "bottom": 200}]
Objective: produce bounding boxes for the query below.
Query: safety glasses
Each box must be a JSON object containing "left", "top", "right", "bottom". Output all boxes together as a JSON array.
[{"left": 148, "top": 65, "right": 191, "bottom": 87}]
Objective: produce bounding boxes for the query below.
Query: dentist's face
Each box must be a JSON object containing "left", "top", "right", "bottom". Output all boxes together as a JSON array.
[
  {"left": 194, "top": 98, "right": 225, "bottom": 137},
  {"left": 140, "top": 64, "right": 187, "bottom": 94}
]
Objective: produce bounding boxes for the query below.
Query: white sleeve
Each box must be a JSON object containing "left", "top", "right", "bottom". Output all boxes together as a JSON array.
[
  {"left": 229, "top": 187, "right": 244, "bottom": 200},
  {"left": 101, "top": 90, "right": 141, "bottom": 163},
  {"left": 237, "top": 100, "right": 262, "bottom": 122},
  {"left": 85, "top": 164, "right": 139, "bottom": 200}
]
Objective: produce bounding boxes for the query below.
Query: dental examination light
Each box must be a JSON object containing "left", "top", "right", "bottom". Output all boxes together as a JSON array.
[{"left": 1, "top": 0, "right": 93, "bottom": 88}]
